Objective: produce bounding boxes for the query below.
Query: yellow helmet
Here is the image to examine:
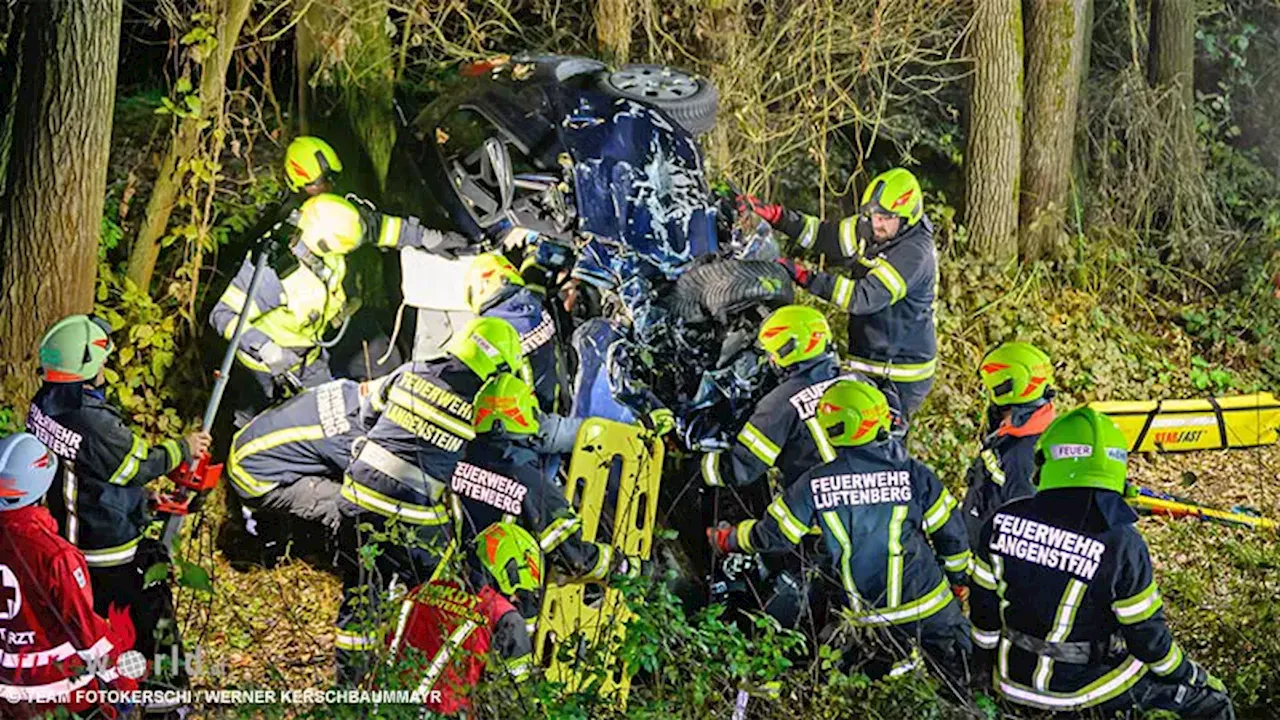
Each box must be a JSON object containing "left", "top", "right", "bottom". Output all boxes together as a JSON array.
[
  {"left": 284, "top": 136, "right": 343, "bottom": 192},
  {"left": 464, "top": 253, "right": 525, "bottom": 313},
  {"left": 296, "top": 194, "right": 364, "bottom": 256},
  {"left": 757, "top": 305, "right": 831, "bottom": 368},
  {"left": 859, "top": 168, "right": 923, "bottom": 227}
]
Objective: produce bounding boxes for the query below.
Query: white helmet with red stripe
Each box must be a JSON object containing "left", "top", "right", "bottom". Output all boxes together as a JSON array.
[{"left": 0, "top": 433, "right": 57, "bottom": 511}]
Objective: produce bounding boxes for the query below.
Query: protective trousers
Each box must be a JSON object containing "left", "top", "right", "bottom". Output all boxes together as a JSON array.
[
  {"left": 88, "top": 539, "right": 185, "bottom": 687},
  {"left": 333, "top": 512, "right": 453, "bottom": 685},
  {"left": 849, "top": 599, "right": 971, "bottom": 688},
  {"left": 1097, "top": 674, "right": 1235, "bottom": 720}
]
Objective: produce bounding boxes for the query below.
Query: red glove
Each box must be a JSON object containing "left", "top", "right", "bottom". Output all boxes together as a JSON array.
[
  {"left": 737, "top": 194, "right": 783, "bottom": 225},
  {"left": 707, "top": 524, "right": 734, "bottom": 554},
  {"left": 952, "top": 585, "right": 970, "bottom": 603},
  {"left": 776, "top": 257, "right": 811, "bottom": 287}
]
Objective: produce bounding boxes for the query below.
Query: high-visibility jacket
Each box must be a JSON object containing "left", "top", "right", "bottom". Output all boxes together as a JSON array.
[
  {"left": 27, "top": 385, "right": 189, "bottom": 569},
  {"left": 777, "top": 210, "right": 938, "bottom": 384},
  {"left": 699, "top": 354, "right": 874, "bottom": 489},
  {"left": 961, "top": 402, "right": 1055, "bottom": 548},
  {"left": 338, "top": 359, "right": 483, "bottom": 527},
  {"left": 390, "top": 580, "right": 531, "bottom": 715},
  {"left": 227, "top": 378, "right": 381, "bottom": 499},
  {"left": 209, "top": 212, "right": 447, "bottom": 375},
  {"left": 457, "top": 438, "right": 614, "bottom": 581},
  {"left": 0, "top": 504, "right": 137, "bottom": 717},
  {"left": 723, "top": 439, "right": 971, "bottom": 627},
  {"left": 970, "top": 488, "right": 1197, "bottom": 712}
]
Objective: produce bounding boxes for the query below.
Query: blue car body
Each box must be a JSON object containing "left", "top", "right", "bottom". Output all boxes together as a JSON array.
[{"left": 400, "top": 56, "right": 722, "bottom": 422}]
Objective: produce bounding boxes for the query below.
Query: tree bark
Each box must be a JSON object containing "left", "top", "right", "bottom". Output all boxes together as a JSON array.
[
  {"left": 1020, "top": 0, "right": 1090, "bottom": 261},
  {"left": 965, "top": 0, "right": 1024, "bottom": 265},
  {"left": 126, "top": 0, "right": 253, "bottom": 292},
  {"left": 298, "top": 0, "right": 397, "bottom": 192},
  {"left": 0, "top": 0, "right": 122, "bottom": 404},
  {"left": 1149, "top": 0, "right": 1195, "bottom": 142},
  {"left": 595, "top": 0, "right": 633, "bottom": 64}
]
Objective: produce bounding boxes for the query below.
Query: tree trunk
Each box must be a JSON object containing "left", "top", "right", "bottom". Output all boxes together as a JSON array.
[
  {"left": 126, "top": 0, "right": 253, "bottom": 292},
  {"left": 298, "top": 0, "right": 397, "bottom": 192},
  {"left": 0, "top": 1, "right": 23, "bottom": 203},
  {"left": 965, "top": 0, "right": 1024, "bottom": 265},
  {"left": 0, "top": 0, "right": 122, "bottom": 404},
  {"left": 1149, "top": 0, "right": 1195, "bottom": 143},
  {"left": 595, "top": 0, "right": 633, "bottom": 64},
  {"left": 1020, "top": 0, "right": 1090, "bottom": 261}
]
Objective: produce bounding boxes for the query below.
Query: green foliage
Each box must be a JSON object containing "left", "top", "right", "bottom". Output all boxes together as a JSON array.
[
  {"left": 94, "top": 267, "right": 189, "bottom": 436},
  {"left": 1196, "top": 6, "right": 1280, "bottom": 239}
]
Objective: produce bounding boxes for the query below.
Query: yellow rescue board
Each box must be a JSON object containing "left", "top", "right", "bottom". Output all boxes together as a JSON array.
[
  {"left": 1089, "top": 393, "right": 1280, "bottom": 453},
  {"left": 534, "top": 418, "right": 663, "bottom": 705}
]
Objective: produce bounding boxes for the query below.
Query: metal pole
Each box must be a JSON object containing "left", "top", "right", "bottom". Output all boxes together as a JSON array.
[{"left": 203, "top": 242, "right": 271, "bottom": 430}]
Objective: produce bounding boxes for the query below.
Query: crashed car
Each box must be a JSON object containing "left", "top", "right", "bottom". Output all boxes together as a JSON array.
[
  {"left": 391, "top": 55, "right": 791, "bottom": 437},
  {"left": 388, "top": 54, "right": 796, "bottom": 607}
]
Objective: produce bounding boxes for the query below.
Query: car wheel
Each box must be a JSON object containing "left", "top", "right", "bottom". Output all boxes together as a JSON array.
[{"left": 596, "top": 64, "right": 719, "bottom": 136}]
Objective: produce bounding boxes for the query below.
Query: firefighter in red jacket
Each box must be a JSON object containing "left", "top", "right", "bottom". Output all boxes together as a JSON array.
[
  {"left": 0, "top": 432, "right": 138, "bottom": 718},
  {"left": 387, "top": 521, "right": 539, "bottom": 715}
]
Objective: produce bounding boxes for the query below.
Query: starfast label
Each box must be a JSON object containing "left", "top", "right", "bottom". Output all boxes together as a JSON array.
[{"left": 1152, "top": 429, "right": 1207, "bottom": 446}]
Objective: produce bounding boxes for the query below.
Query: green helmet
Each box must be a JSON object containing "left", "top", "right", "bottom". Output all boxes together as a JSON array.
[
  {"left": 285, "top": 136, "right": 343, "bottom": 192},
  {"left": 447, "top": 317, "right": 528, "bottom": 381},
  {"left": 39, "top": 315, "right": 113, "bottom": 383},
  {"left": 297, "top": 193, "right": 364, "bottom": 256},
  {"left": 817, "top": 380, "right": 891, "bottom": 447},
  {"left": 757, "top": 305, "right": 831, "bottom": 368},
  {"left": 474, "top": 373, "right": 541, "bottom": 436},
  {"left": 464, "top": 252, "right": 525, "bottom": 313},
  {"left": 1035, "top": 407, "right": 1129, "bottom": 494},
  {"left": 979, "top": 342, "right": 1054, "bottom": 406},
  {"left": 475, "top": 521, "right": 544, "bottom": 596},
  {"left": 860, "top": 168, "right": 923, "bottom": 227}
]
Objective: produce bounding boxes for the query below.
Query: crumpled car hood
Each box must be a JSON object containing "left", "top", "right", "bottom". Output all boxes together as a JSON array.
[{"left": 557, "top": 91, "right": 717, "bottom": 280}]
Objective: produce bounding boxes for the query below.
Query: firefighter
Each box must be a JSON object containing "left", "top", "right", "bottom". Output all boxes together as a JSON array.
[
  {"left": 333, "top": 317, "right": 528, "bottom": 684},
  {"left": 960, "top": 342, "right": 1057, "bottom": 549},
  {"left": 699, "top": 305, "right": 889, "bottom": 627},
  {"left": 970, "top": 408, "right": 1234, "bottom": 718},
  {"left": 225, "top": 136, "right": 344, "bottom": 262},
  {"left": 387, "top": 521, "right": 539, "bottom": 715},
  {"left": 209, "top": 192, "right": 469, "bottom": 420},
  {"left": 464, "top": 251, "right": 567, "bottom": 413},
  {"left": 456, "top": 373, "right": 635, "bottom": 588},
  {"left": 709, "top": 379, "right": 972, "bottom": 681},
  {"left": 0, "top": 432, "right": 139, "bottom": 718},
  {"left": 26, "top": 315, "right": 211, "bottom": 665},
  {"left": 745, "top": 168, "right": 939, "bottom": 419},
  {"left": 226, "top": 376, "right": 388, "bottom": 537},
  {"left": 699, "top": 305, "right": 893, "bottom": 491}
]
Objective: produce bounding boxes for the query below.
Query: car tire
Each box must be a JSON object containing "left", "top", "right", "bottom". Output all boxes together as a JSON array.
[{"left": 596, "top": 64, "right": 719, "bottom": 136}]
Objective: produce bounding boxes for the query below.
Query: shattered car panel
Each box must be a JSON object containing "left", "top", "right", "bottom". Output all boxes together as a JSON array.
[{"left": 561, "top": 93, "right": 717, "bottom": 281}]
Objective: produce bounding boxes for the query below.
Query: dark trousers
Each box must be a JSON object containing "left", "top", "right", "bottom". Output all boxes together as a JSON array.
[
  {"left": 1096, "top": 673, "right": 1235, "bottom": 720},
  {"left": 88, "top": 539, "right": 180, "bottom": 679},
  {"left": 333, "top": 511, "right": 454, "bottom": 685},
  {"left": 248, "top": 476, "right": 343, "bottom": 533},
  {"left": 851, "top": 598, "right": 972, "bottom": 687},
  {"left": 885, "top": 376, "right": 934, "bottom": 422}
]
